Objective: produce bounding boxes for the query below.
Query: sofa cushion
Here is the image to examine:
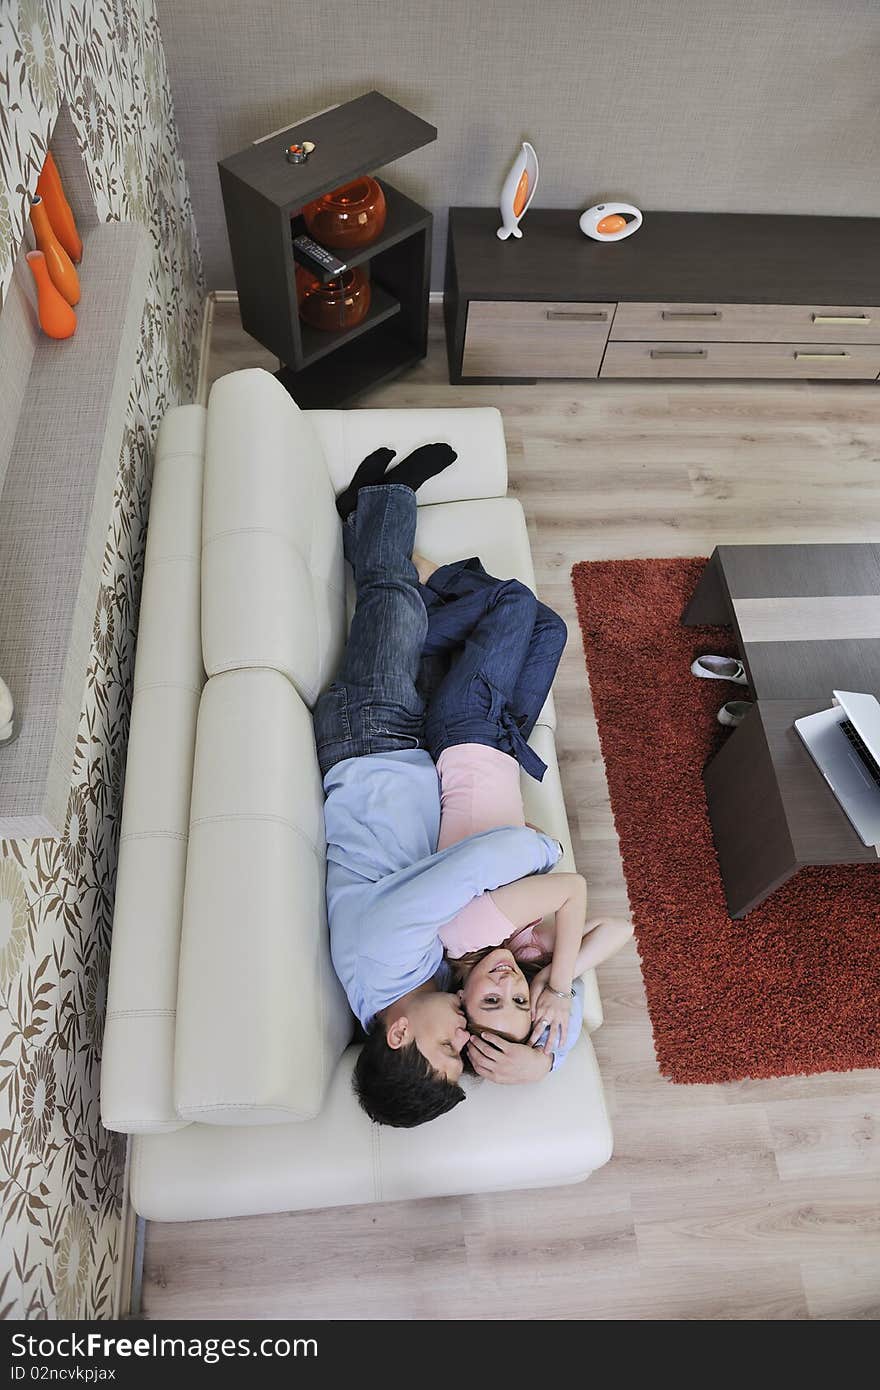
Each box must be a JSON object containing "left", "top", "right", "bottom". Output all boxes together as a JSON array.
[
  {"left": 201, "top": 369, "right": 345, "bottom": 708},
  {"left": 174, "top": 668, "right": 352, "bottom": 1126},
  {"left": 131, "top": 1034, "right": 612, "bottom": 1220}
]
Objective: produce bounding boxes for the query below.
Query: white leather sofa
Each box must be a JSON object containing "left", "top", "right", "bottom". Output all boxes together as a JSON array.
[{"left": 101, "top": 368, "right": 613, "bottom": 1222}]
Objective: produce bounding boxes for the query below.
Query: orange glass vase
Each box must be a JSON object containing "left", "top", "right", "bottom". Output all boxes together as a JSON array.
[
  {"left": 36, "top": 152, "right": 83, "bottom": 263},
  {"left": 302, "top": 177, "right": 387, "bottom": 250},
  {"left": 295, "top": 264, "right": 371, "bottom": 331},
  {"left": 29, "top": 196, "right": 80, "bottom": 306},
  {"left": 26, "top": 251, "right": 77, "bottom": 339}
]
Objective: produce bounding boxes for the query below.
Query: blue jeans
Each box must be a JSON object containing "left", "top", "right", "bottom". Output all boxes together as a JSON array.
[
  {"left": 420, "top": 559, "right": 566, "bottom": 780},
  {"left": 313, "top": 485, "right": 566, "bottom": 781}
]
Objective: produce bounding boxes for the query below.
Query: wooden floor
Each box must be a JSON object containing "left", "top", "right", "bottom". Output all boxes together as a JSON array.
[{"left": 142, "top": 302, "right": 880, "bottom": 1321}]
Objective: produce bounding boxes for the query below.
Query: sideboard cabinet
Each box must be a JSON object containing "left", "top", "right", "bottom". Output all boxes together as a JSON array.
[{"left": 444, "top": 210, "right": 880, "bottom": 384}]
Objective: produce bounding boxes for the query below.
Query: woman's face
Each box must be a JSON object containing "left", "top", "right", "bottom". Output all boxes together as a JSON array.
[{"left": 461, "top": 948, "right": 531, "bottom": 1042}]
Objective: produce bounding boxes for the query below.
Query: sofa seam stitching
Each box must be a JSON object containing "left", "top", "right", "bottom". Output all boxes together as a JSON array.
[
  {"left": 189, "top": 812, "right": 322, "bottom": 859},
  {"left": 178, "top": 1101, "right": 305, "bottom": 1114},
  {"left": 120, "top": 830, "right": 188, "bottom": 843},
  {"left": 133, "top": 680, "right": 202, "bottom": 696},
  {"left": 106, "top": 1008, "right": 176, "bottom": 1019},
  {"left": 204, "top": 659, "right": 319, "bottom": 705}
]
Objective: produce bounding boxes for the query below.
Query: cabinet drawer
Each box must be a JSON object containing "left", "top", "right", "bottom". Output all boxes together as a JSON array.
[
  {"left": 462, "top": 300, "right": 615, "bottom": 378},
  {"left": 600, "top": 340, "right": 880, "bottom": 380},
  {"left": 611, "top": 302, "right": 880, "bottom": 343}
]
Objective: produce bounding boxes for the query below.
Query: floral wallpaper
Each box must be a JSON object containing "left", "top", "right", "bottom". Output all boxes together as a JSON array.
[{"left": 0, "top": 0, "right": 204, "bottom": 1318}]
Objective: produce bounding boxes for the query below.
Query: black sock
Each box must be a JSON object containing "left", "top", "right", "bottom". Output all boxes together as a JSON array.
[
  {"left": 384, "top": 443, "right": 458, "bottom": 493},
  {"left": 335, "top": 447, "right": 396, "bottom": 520}
]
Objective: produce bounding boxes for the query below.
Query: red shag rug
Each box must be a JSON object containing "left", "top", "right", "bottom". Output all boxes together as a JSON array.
[{"left": 571, "top": 557, "right": 880, "bottom": 1084}]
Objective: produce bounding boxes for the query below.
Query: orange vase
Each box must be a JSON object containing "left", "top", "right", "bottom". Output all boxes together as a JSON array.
[
  {"left": 26, "top": 251, "right": 77, "bottom": 339},
  {"left": 29, "top": 196, "right": 80, "bottom": 306},
  {"left": 36, "top": 152, "right": 83, "bottom": 263},
  {"left": 302, "top": 177, "right": 387, "bottom": 250},
  {"left": 295, "top": 264, "right": 371, "bottom": 331}
]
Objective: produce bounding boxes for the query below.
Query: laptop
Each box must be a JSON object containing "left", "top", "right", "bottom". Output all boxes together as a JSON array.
[{"left": 795, "top": 690, "right": 880, "bottom": 848}]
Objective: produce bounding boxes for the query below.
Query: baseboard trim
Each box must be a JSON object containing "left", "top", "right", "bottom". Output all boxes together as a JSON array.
[
  {"left": 112, "top": 1137, "right": 144, "bottom": 1319},
  {"left": 195, "top": 292, "right": 217, "bottom": 406},
  {"left": 197, "top": 287, "right": 443, "bottom": 403}
]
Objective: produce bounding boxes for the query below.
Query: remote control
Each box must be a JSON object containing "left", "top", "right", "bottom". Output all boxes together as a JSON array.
[{"left": 293, "top": 234, "right": 348, "bottom": 276}]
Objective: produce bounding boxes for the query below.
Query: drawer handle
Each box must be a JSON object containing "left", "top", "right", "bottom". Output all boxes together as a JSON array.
[
  {"left": 811, "top": 314, "right": 870, "bottom": 325},
  {"left": 794, "top": 351, "right": 851, "bottom": 360},
  {"left": 546, "top": 310, "right": 608, "bottom": 322},
  {"left": 661, "top": 310, "right": 722, "bottom": 320},
  {"left": 650, "top": 348, "right": 708, "bottom": 359}
]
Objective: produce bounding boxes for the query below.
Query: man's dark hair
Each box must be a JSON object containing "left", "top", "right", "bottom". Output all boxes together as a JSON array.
[{"left": 353, "top": 1026, "right": 466, "bottom": 1128}]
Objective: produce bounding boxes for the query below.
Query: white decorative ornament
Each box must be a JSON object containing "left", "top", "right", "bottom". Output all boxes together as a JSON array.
[
  {"left": 579, "top": 202, "right": 643, "bottom": 241},
  {"left": 497, "top": 142, "right": 539, "bottom": 241},
  {"left": 0, "top": 677, "right": 13, "bottom": 743}
]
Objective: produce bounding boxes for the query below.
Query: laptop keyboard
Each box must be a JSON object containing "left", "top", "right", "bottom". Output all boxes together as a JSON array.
[{"left": 840, "top": 719, "right": 880, "bottom": 789}]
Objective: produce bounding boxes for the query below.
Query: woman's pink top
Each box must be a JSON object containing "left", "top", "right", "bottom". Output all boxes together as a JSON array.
[{"left": 436, "top": 744, "right": 546, "bottom": 961}]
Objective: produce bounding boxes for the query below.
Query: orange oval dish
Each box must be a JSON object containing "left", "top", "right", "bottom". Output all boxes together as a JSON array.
[
  {"left": 596, "top": 213, "right": 627, "bottom": 236},
  {"left": 512, "top": 168, "right": 530, "bottom": 217}
]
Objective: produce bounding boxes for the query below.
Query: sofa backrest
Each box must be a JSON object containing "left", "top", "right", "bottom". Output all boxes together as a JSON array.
[
  {"left": 201, "top": 369, "right": 345, "bottom": 709},
  {"left": 174, "top": 666, "right": 352, "bottom": 1126}
]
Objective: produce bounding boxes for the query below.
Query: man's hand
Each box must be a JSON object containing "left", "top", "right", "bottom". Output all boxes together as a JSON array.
[{"left": 466, "top": 1033, "right": 553, "bottom": 1085}]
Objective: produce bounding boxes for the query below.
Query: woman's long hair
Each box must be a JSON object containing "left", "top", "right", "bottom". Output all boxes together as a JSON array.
[{"left": 447, "top": 942, "right": 550, "bottom": 983}]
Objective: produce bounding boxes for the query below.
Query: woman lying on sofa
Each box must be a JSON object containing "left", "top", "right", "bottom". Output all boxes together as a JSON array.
[
  {"left": 414, "top": 549, "right": 632, "bottom": 1086},
  {"left": 315, "top": 446, "right": 629, "bottom": 1130}
]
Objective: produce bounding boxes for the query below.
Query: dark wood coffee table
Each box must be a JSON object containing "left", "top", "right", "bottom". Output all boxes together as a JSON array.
[{"left": 682, "top": 544, "right": 880, "bottom": 917}]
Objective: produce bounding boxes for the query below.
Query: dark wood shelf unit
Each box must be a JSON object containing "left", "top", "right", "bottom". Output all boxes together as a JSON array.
[{"left": 219, "top": 92, "right": 436, "bottom": 407}]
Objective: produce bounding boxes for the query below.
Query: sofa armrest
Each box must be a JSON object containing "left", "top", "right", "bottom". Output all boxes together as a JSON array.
[
  {"left": 101, "top": 404, "right": 206, "bottom": 1135},
  {"left": 306, "top": 407, "right": 508, "bottom": 504}
]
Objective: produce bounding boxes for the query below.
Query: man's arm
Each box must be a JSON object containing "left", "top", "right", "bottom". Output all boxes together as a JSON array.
[{"left": 359, "top": 826, "right": 562, "bottom": 967}]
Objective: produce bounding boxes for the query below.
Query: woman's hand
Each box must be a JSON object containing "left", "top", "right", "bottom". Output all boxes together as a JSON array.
[
  {"left": 466, "top": 1034, "right": 552, "bottom": 1084},
  {"left": 528, "top": 964, "right": 551, "bottom": 1014},
  {"left": 529, "top": 983, "right": 572, "bottom": 1055}
]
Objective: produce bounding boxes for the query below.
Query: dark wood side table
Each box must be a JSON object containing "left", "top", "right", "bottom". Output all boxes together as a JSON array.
[{"left": 682, "top": 544, "right": 880, "bottom": 917}]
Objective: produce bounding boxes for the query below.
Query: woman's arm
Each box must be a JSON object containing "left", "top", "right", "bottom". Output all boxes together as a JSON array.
[
  {"left": 490, "top": 872, "right": 587, "bottom": 992},
  {"left": 527, "top": 913, "right": 635, "bottom": 979}
]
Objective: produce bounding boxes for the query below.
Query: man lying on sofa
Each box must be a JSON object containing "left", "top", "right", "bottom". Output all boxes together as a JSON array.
[{"left": 314, "top": 446, "right": 572, "bottom": 1129}]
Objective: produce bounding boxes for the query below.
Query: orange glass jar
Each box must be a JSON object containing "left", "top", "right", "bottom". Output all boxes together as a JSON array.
[
  {"left": 296, "top": 264, "right": 371, "bottom": 332},
  {"left": 302, "top": 177, "right": 387, "bottom": 250}
]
